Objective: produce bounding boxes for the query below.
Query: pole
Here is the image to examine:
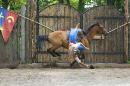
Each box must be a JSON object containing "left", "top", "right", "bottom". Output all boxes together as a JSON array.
[
  {"left": 124, "top": 0, "right": 129, "bottom": 62},
  {"left": 36, "top": 0, "right": 39, "bottom": 36}
]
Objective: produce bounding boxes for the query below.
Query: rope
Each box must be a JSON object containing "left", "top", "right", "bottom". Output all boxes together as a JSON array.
[
  {"left": 18, "top": 14, "right": 54, "bottom": 32},
  {"left": 106, "top": 21, "right": 130, "bottom": 34},
  {"left": 1, "top": 12, "right": 129, "bottom": 34}
]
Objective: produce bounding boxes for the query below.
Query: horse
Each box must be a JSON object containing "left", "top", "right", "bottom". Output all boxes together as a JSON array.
[
  {"left": 47, "top": 23, "right": 82, "bottom": 57},
  {"left": 45, "top": 23, "right": 107, "bottom": 68},
  {"left": 68, "top": 23, "right": 107, "bottom": 68},
  {"left": 47, "top": 23, "right": 107, "bottom": 57}
]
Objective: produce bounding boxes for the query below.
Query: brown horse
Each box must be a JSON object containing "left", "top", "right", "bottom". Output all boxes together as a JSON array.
[
  {"left": 47, "top": 23, "right": 81, "bottom": 57},
  {"left": 47, "top": 23, "right": 107, "bottom": 57},
  {"left": 69, "top": 23, "right": 107, "bottom": 68}
]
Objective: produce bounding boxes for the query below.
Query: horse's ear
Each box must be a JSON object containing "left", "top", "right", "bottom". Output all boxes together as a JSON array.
[
  {"left": 82, "top": 30, "right": 87, "bottom": 35},
  {"left": 75, "top": 23, "right": 80, "bottom": 28},
  {"left": 96, "top": 22, "right": 99, "bottom": 25}
]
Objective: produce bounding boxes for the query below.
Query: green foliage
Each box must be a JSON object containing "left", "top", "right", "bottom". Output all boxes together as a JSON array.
[
  {"left": 70, "top": 0, "right": 78, "bottom": 10},
  {"left": 0, "top": 0, "right": 124, "bottom": 12},
  {"left": 39, "top": 0, "right": 59, "bottom": 11},
  {"left": 38, "top": 0, "right": 125, "bottom": 13},
  {"left": 114, "top": 0, "right": 124, "bottom": 12},
  {"left": 93, "top": 0, "right": 124, "bottom": 12},
  {"left": 0, "top": 0, "right": 2, "bottom": 5},
  {"left": 127, "top": 60, "right": 130, "bottom": 64},
  {"left": 93, "top": 0, "right": 107, "bottom": 5},
  {"left": 0, "top": 0, "right": 27, "bottom": 11}
]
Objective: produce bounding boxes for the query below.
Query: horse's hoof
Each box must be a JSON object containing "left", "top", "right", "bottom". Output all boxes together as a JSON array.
[
  {"left": 53, "top": 51, "right": 61, "bottom": 57},
  {"left": 47, "top": 50, "right": 57, "bottom": 57},
  {"left": 52, "top": 54, "right": 57, "bottom": 57},
  {"left": 89, "top": 65, "right": 95, "bottom": 69},
  {"left": 50, "top": 53, "right": 57, "bottom": 57},
  {"left": 55, "top": 53, "right": 61, "bottom": 57}
]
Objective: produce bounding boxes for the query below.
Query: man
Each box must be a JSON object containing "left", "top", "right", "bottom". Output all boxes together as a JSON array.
[
  {"left": 68, "top": 27, "right": 93, "bottom": 68},
  {"left": 69, "top": 42, "right": 90, "bottom": 68}
]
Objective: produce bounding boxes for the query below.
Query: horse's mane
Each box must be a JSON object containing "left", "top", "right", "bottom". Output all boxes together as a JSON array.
[{"left": 84, "top": 23, "right": 99, "bottom": 35}]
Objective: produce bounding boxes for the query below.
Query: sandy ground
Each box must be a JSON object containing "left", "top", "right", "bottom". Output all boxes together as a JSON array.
[{"left": 0, "top": 68, "right": 130, "bottom": 86}]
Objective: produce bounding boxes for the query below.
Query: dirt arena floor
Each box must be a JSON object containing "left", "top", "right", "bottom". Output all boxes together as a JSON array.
[{"left": 0, "top": 68, "right": 130, "bottom": 86}]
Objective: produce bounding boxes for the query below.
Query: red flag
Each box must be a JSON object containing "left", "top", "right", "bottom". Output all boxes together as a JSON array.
[{"left": 2, "top": 11, "right": 18, "bottom": 42}]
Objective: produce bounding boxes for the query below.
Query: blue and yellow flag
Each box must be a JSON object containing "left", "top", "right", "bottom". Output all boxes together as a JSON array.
[
  {"left": 0, "top": 6, "right": 18, "bottom": 42},
  {"left": 0, "top": 7, "right": 7, "bottom": 30}
]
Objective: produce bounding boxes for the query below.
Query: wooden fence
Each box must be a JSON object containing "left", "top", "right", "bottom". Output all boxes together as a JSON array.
[
  {"left": 83, "top": 6, "right": 125, "bottom": 63},
  {"left": 36, "top": 4, "right": 80, "bottom": 63},
  {"left": 0, "top": 3, "right": 128, "bottom": 67},
  {"left": 35, "top": 4, "right": 125, "bottom": 63},
  {"left": 0, "top": 18, "right": 20, "bottom": 67}
]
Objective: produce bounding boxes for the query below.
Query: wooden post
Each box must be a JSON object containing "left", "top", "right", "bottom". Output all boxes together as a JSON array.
[
  {"left": 36, "top": 0, "right": 39, "bottom": 36},
  {"left": 124, "top": 0, "right": 129, "bottom": 62},
  {"left": 20, "top": 6, "right": 26, "bottom": 63},
  {"left": 128, "top": 0, "right": 130, "bottom": 60}
]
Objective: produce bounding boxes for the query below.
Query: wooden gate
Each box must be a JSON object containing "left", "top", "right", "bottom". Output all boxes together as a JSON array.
[
  {"left": 35, "top": 4, "right": 80, "bottom": 63},
  {"left": 33, "top": 4, "right": 125, "bottom": 64},
  {"left": 83, "top": 6, "right": 125, "bottom": 63}
]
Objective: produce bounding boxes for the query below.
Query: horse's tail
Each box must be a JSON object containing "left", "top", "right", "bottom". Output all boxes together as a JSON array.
[
  {"left": 36, "top": 35, "right": 49, "bottom": 50},
  {"left": 43, "top": 35, "right": 49, "bottom": 41},
  {"left": 36, "top": 35, "right": 49, "bottom": 42},
  {"left": 75, "top": 23, "right": 80, "bottom": 28}
]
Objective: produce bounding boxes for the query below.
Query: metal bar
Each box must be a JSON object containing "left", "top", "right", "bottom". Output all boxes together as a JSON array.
[
  {"left": 94, "top": 16, "right": 126, "bottom": 19},
  {"left": 39, "top": 16, "right": 71, "bottom": 18},
  {"left": 36, "top": 0, "right": 39, "bottom": 36},
  {"left": 36, "top": 51, "right": 125, "bottom": 55},
  {"left": 80, "top": 13, "right": 83, "bottom": 29}
]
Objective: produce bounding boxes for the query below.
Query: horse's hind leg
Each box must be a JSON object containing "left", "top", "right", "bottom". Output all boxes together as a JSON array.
[
  {"left": 52, "top": 45, "right": 61, "bottom": 56},
  {"left": 53, "top": 51, "right": 61, "bottom": 56},
  {"left": 47, "top": 45, "right": 61, "bottom": 57},
  {"left": 47, "top": 48, "right": 57, "bottom": 57}
]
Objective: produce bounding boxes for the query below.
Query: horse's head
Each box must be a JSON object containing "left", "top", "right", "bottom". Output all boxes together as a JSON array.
[
  {"left": 82, "top": 23, "right": 107, "bottom": 41},
  {"left": 95, "top": 23, "right": 107, "bottom": 35},
  {"left": 84, "top": 23, "right": 107, "bottom": 36}
]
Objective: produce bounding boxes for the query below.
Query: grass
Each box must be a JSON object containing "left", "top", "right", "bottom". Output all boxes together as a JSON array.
[{"left": 127, "top": 60, "right": 130, "bottom": 64}]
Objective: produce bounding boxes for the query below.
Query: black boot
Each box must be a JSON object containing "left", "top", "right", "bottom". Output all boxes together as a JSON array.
[
  {"left": 89, "top": 65, "right": 95, "bottom": 69},
  {"left": 70, "top": 60, "right": 76, "bottom": 67}
]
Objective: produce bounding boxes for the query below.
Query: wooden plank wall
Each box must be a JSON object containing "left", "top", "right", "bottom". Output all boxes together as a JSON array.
[
  {"left": 37, "top": 4, "right": 80, "bottom": 63},
  {"left": 128, "top": 3, "right": 130, "bottom": 60},
  {"left": 0, "top": 4, "right": 127, "bottom": 65},
  {"left": 35, "top": 5, "right": 126, "bottom": 63},
  {"left": 25, "top": 0, "right": 37, "bottom": 63},
  {"left": 83, "top": 6, "right": 125, "bottom": 63},
  {"left": 0, "top": 18, "right": 20, "bottom": 67}
]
